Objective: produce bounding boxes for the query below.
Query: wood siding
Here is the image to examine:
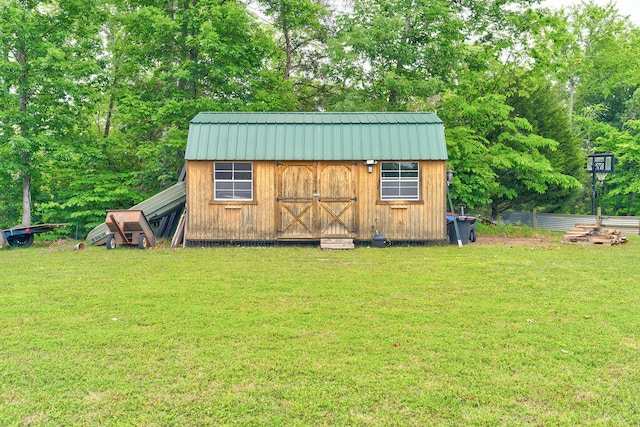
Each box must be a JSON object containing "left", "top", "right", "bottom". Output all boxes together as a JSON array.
[{"left": 186, "top": 160, "right": 446, "bottom": 242}]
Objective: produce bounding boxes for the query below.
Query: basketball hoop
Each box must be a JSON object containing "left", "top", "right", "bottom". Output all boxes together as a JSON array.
[
  {"left": 587, "top": 153, "right": 614, "bottom": 174},
  {"left": 587, "top": 153, "right": 615, "bottom": 215}
]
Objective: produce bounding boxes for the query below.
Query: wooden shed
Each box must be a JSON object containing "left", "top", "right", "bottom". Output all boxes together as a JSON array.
[{"left": 184, "top": 112, "right": 448, "bottom": 245}]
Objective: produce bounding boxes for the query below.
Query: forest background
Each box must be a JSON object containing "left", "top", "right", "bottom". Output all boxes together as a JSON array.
[{"left": 1, "top": 0, "right": 639, "bottom": 237}]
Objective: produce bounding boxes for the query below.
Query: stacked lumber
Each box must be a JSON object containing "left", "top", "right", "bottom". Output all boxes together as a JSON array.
[{"left": 562, "top": 223, "right": 628, "bottom": 245}]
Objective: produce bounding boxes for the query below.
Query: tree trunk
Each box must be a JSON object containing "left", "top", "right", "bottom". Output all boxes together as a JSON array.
[
  {"left": 491, "top": 205, "right": 499, "bottom": 221},
  {"left": 568, "top": 76, "right": 575, "bottom": 125},
  {"left": 17, "top": 42, "right": 32, "bottom": 226},
  {"left": 283, "top": 23, "right": 292, "bottom": 80},
  {"left": 103, "top": 95, "right": 115, "bottom": 138},
  {"left": 22, "top": 174, "right": 31, "bottom": 227},
  {"left": 103, "top": 65, "right": 118, "bottom": 139}
]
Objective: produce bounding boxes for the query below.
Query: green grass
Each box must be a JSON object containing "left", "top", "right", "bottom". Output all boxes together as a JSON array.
[{"left": 2, "top": 238, "right": 640, "bottom": 425}]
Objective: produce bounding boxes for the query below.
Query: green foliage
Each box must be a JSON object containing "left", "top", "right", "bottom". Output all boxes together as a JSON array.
[
  {"left": 0, "top": 0, "right": 105, "bottom": 226},
  {"left": 507, "top": 74, "right": 584, "bottom": 212},
  {"left": 441, "top": 74, "right": 580, "bottom": 217},
  {"left": 576, "top": 112, "right": 640, "bottom": 215},
  {"left": 29, "top": 132, "right": 144, "bottom": 237},
  {"left": 95, "top": 0, "right": 296, "bottom": 195},
  {"left": 536, "top": 2, "right": 640, "bottom": 215},
  {"left": 327, "top": 0, "right": 465, "bottom": 110},
  {"left": 257, "top": 0, "right": 329, "bottom": 82}
]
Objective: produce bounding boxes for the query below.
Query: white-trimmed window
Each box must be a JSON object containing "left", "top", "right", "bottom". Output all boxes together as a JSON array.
[
  {"left": 380, "top": 162, "right": 419, "bottom": 200},
  {"left": 214, "top": 162, "right": 253, "bottom": 200}
]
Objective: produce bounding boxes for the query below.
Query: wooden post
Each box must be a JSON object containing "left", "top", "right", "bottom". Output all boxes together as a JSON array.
[
  {"left": 532, "top": 208, "right": 537, "bottom": 229},
  {"left": 182, "top": 211, "right": 188, "bottom": 248},
  {"left": 597, "top": 207, "right": 602, "bottom": 226},
  {"left": 0, "top": 230, "right": 8, "bottom": 249}
]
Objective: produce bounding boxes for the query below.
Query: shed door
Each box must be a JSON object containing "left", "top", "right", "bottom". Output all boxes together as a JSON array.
[{"left": 277, "top": 162, "right": 357, "bottom": 239}]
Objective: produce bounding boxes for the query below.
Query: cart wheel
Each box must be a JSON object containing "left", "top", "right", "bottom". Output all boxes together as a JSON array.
[
  {"left": 7, "top": 233, "right": 35, "bottom": 247},
  {"left": 469, "top": 229, "right": 476, "bottom": 243},
  {"left": 106, "top": 234, "right": 116, "bottom": 250},
  {"left": 137, "top": 234, "right": 148, "bottom": 249}
]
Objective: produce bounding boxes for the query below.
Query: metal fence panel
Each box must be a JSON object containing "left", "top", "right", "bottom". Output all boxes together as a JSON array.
[
  {"left": 536, "top": 213, "right": 598, "bottom": 231},
  {"left": 601, "top": 216, "right": 640, "bottom": 235},
  {"left": 506, "top": 211, "right": 640, "bottom": 235}
]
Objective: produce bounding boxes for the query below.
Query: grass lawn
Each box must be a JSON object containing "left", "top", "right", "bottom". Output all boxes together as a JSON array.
[{"left": 1, "top": 236, "right": 640, "bottom": 425}]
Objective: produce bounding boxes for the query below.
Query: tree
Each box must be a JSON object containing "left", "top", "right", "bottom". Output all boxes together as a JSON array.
[
  {"left": 103, "top": 0, "right": 296, "bottom": 192},
  {"left": 441, "top": 80, "right": 581, "bottom": 218},
  {"left": 531, "top": 2, "right": 640, "bottom": 214},
  {"left": 506, "top": 72, "right": 584, "bottom": 212},
  {"left": 434, "top": 2, "right": 583, "bottom": 217},
  {"left": 532, "top": 1, "right": 638, "bottom": 125},
  {"left": 574, "top": 90, "right": 640, "bottom": 216},
  {"left": 254, "top": 0, "right": 328, "bottom": 79},
  {"left": 0, "top": 0, "right": 104, "bottom": 226},
  {"left": 327, "top": 0, "right": 466, "bottom": 111}
]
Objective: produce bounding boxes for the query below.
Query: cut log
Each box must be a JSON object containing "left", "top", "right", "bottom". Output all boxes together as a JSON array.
[
  {"left": 575, "top": 223, "right": 600, "bottom": 230},
  {"left": 565, "top": 231, "right": 590, "bottom": 236},
  {"left": 589, "top": 236, "right": 616, "bottom": 244}
]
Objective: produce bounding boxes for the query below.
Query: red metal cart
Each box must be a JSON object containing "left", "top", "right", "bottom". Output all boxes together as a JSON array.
[{"left": 104, "top": 210, "right": 155, "bottom": 249}]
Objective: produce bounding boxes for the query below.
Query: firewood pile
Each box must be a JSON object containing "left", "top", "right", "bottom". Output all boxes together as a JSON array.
[{"left": 562, "top": 223, "right": 628, "bottom": 245}]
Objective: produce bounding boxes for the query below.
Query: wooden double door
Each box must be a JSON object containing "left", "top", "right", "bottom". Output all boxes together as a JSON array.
[{"left": 277, "top": 162, "right": 358, "bottom": 239}]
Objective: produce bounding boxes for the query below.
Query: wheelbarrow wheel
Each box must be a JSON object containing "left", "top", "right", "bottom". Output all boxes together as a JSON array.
[
  {"left": 137, "top": 234, "right": 148, "bottom": 249},
  {"left": 106, "top": 234, "right": 116, "bottom": 250}
]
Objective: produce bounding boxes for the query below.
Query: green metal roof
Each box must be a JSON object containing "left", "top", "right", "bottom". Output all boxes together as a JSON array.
[{"left": 185, "top": 112, "right": 447, "bottom": 161}]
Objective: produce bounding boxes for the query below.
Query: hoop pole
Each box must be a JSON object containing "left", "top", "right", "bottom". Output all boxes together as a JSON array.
[{"left": 591, "top": 169, "right": 596, "bottom": 215}]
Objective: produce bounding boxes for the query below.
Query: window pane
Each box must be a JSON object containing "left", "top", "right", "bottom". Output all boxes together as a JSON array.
[
  {"left": 400, "top": 171, "right": 418, "bottom": 178},
  {"left": 382, "top": 181, "right": 400, "bottom": 189},
  {"left": 235, "top": 182, "right": 252, "bottom": 190},
  {"left": 215, "top": 163, "right": 232, "bottom": 171},
  {"left": 235, "top": 191, "right": 252, "bottom": 199},
  {"left": 381, "top": 171, "right": 399, "bottom": 178},
  {"left": 215, "top": 171, "right": 233, "bottom": 180},
  {"left": 235, "top": 171, "right": 252, "bottom": 180},
  {"left": 400, "top": 162, "right": 418, "bottom": 171},
  {"left": 400, "top": 183, "right": 418, "bottom": 197},
  {"left": 217, "top": 182, "right": 233, "bottom": 190},
  {"left": 215, "top": 190, "right": 234, "bottom": 199},
  {"left": 381, "top": 162, "right": 399, "bottom": 171},
  {"left": 234, "top": 162, "right": 251, "bottom": 171},
  {"left": 381, "top": 182, "right": 400, "bottom": 196}
]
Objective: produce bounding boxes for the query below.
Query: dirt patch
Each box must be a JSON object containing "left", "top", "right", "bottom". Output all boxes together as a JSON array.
[{"left": 474, "top": 234, "right": 558, "bottom": 246}]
